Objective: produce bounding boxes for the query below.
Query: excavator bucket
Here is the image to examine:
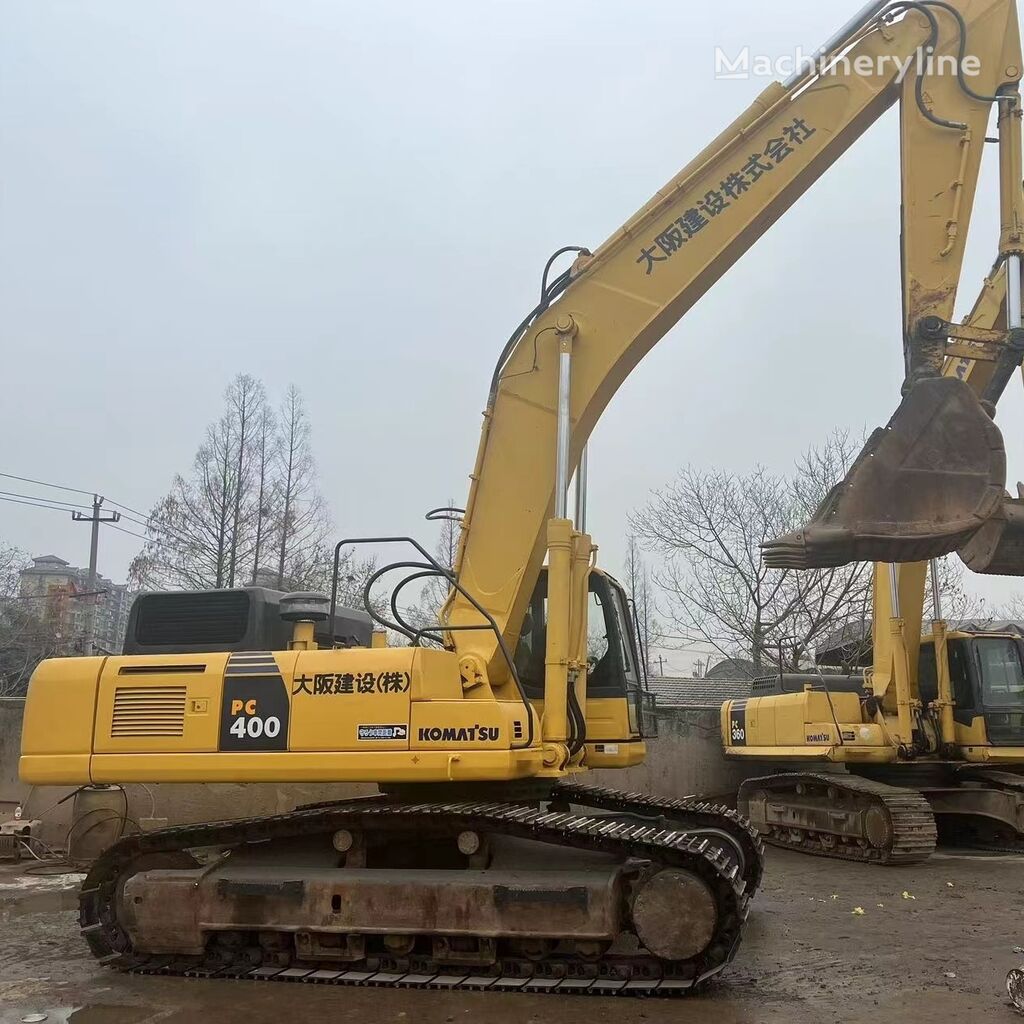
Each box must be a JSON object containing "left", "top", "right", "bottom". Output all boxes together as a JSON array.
[
  {"left": 763, "top": 377, "right": 1005, "bottom": 570},
  {"left": 958, "top": 486, "right": 1024, "bottom": 575}
]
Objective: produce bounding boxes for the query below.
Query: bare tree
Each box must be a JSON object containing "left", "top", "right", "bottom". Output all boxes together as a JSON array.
[
  {"left": 132, "top": 377, "right": 332, "bottom": 595},
  {"left": 250, "top": 402, "right": 277, "bottom": 584},
  {"left": 274, "top": 385, "right": 331, "bottom": 590},
  {"left": 0, "top": 543, "right": 63, "bottom": 696},
  {"left": 631, "top": 432, "right": 874, "bottom": 674},
  {"left": 290, "top": 546, "right": 380, "bottom": 618},
  {"left": 418, "top": 504, "right": 461, "bottom": 624},
  {"left": 993, "top": 591, "right": 1024, "bottom": 621},
  {"left": 225, "top": 375, "right": 266, "bottom": 587},
  {"left": 623, "top": 535, "right": 658, "bottom": 675},
  {"left": 388, "top": 505, "right": 463, "bottom": 647},
  {"left": 131, "top": 411, "right": 239, "bottom": 590},
  {"left": 926, "top": 557, "right": 987, "bottom": 624},
  {"left": 0, "top": 542, "right": 22, "bottom": 598}
]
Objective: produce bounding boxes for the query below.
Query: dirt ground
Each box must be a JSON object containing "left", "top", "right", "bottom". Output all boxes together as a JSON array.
[{"left": 1, "top": 846, "right": 1023, "bottom": 1024}]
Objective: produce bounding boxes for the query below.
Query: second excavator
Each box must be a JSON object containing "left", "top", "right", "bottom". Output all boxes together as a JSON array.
[
  {"left": 18, "top": 0, "right": 1024, "bottom": 994},
  {"left": 725, "top": 262, "right": 1024, "bottom": 862},
  {"left": 726, "top": 0, "right": 1024, "bottom": 860}
]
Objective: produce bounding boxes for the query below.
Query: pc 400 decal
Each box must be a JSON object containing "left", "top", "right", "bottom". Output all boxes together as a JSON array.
[{"left": 219, "top": 654, "right": 290, "bottom": 751}]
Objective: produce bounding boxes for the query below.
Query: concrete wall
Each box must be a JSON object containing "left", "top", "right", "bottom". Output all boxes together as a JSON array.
[
  {"left": 592, "top": 706, "right": 757, "bottom": 804},
  {"left": 0, "top": 699, "right": 753, "bottom": 844}
]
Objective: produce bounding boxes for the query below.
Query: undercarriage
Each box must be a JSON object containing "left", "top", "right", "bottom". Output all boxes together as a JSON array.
[
  {"left": 738, "top": 765, "right": 1024, "bottom": 863},
  {"left": 80, "top": 784, "right": 763, "bottom": 997}
]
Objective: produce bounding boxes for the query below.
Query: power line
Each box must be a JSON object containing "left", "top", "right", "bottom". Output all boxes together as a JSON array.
[
  {"left": 0, "top": 469, "right": 186, "bottom": 547},
  {"left": 0, "top": 471, "right": 205, "bottom": 561},
  {"left": 113, "top": 511, "right": 150, "bottom": 528},
  {"left": 0, "top": 471, "right": 94, "bottom": 497},
  {"left": 109, "top": 509, "right": 203, "bottom": 556},
  {"left": 104, "top": 514, "right": 198, "bottom": 551},
  {"left": 104, "top": 522, "right": 150, "bottom": 542},
  {"left": 0, "top": 491, "right": 162, "bottom": 544},
  {"left": 102, "top": 508, "right": 156, "bottom": 533},
  {"left": 104, "top": 497, "right": 153, "bottom": 520},
  {"left": 0, "top": 470, "right": 153, "bottom": 521},
  {"left": 0, "top": 494, "right": 93, "bottom": 514},
  {"left": 107, "top": 510, "right": 197, "bottom": 549},
  {"left": 0, "top": 489, "right": 92, "bottom": 509}
]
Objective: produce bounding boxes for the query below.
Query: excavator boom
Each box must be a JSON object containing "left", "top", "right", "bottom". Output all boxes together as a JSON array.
[{"left": 449, "top": 0, "right": 1023, "bottom": 688}]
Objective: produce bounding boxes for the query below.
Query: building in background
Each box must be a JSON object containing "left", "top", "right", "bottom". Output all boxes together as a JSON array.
[
  {"left": 647, "top": 675, "right": 753, "bottom": 708},
  {"left": 816, "top": 618, "right": 1024, "bottom": 668},
  {"left": 17, "top": 554, "right": 134, "bottom": 654}
]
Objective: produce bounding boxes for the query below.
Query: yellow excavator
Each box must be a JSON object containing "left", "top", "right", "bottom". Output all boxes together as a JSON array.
[
  {"left": 724, "top": 265, "right": 1024, "bottom": 863},
  {"left": 722, "top": 0, "right": 1024, "bottom": 864},
  {"left": 17, "top": 0, "right": 1024, "bottom": 995}
]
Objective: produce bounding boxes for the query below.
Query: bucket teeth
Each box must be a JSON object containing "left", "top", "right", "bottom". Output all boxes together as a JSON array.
[{"left": 763, "top": 377, "right": 1005, "bottom": 570}]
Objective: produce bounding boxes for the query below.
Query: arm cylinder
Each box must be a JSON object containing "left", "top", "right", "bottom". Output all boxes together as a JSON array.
[{"left": 929, "top": 559, "right": 957, "bottom": 746}]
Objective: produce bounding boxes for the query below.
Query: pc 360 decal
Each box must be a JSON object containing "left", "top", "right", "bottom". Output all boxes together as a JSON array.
[{"left": 728, "top": 700, "right": 747, "bottom": 746}]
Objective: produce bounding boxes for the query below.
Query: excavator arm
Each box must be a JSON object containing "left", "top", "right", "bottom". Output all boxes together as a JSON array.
[
  {"left": 447, "top": 0, "right": 1023, "bottom": 691},
  {"left": 871, "top": 254, "right": 1023, "bottom": 720}
]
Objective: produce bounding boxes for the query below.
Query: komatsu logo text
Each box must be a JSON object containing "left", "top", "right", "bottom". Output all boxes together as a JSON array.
[{"left": 418, "top": 725, "right": 500, "bottom": 743}]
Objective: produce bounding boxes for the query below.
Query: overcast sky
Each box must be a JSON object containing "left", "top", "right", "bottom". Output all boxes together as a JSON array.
[{"left": 3, "top": 1, "right": 1023, "bottom": 672}]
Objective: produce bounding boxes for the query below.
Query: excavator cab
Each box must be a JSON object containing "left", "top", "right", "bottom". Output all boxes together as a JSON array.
[
  {"left": 514, "top": 567, "right": 656, "bottom": 748},
  {"left": 918, "top": 632, "right": 1024, "bottom": 746}
]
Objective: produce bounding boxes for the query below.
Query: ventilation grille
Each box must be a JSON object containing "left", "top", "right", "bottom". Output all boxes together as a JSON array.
[
  {"left": 111, "top": 685, "right": 187, "bottom": 738},
  {"left": 133, "top": 590, "right": 251, "bottom": 646}
]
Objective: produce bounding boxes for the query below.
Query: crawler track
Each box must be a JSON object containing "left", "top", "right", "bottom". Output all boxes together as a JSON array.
[
  {"left": 80, "top": 793, "right": 758, "bottom": 996},
  {"left": 553, "top": 781, "right": 764, "bottom": 894},
  {"left": 739, "top": 772, "right": 937, "bottom": 864},
  {"left": 936, "top": 767, "right": 1024, "bottom": 853}
]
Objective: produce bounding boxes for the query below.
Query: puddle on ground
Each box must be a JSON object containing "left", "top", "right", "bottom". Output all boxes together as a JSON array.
[{"left": 0, "top": 875, "right": 83, "bottom": 920}]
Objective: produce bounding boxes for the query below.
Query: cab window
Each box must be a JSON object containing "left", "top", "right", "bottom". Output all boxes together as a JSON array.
[
  {"left": 975, "top": 638, "right": 1024, "bottom": 708},
  {"left": 919, "top": 639, "right": 973, "bottom": 710}
]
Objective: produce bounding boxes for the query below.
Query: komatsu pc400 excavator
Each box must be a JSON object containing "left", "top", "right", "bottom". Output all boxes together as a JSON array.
[{"left": 18, "top": 0, "right": 1024, "bottom": 995}]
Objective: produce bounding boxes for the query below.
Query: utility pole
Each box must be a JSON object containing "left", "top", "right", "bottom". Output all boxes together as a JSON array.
[
  {"left": 656, "top": 654, "right": 666, "bottom": 677},
  {"left": 72, "top": 495, "right": 120, "bottom": 655}
]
